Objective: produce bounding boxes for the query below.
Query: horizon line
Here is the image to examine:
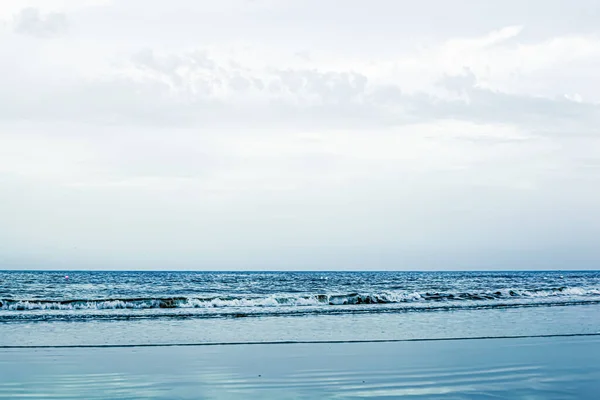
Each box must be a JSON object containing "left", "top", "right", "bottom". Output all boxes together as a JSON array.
[{"left": 0, "top": 268, "right": 597, "bottom": 273}]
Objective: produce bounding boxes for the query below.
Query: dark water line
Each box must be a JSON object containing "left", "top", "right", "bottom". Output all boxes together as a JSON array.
[{"left": 2, "top": 332, "right": 600, "bottom": 349}]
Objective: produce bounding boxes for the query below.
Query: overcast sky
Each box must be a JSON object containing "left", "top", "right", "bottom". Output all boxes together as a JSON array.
[{"left": 1, "top": 0, "right": 600, "bottom": 270}]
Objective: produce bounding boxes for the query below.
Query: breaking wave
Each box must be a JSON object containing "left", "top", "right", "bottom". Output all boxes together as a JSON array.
[{"left": 2, "top": 286, "right": 599, "bottom": 312}]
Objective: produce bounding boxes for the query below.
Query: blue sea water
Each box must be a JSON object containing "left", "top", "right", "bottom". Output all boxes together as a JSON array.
[
  {"left": 1, "top": 270, "right": 600, "bottom": 346},
  {"left": 2, "top": 271, "right": 600, "bottom": 399}
]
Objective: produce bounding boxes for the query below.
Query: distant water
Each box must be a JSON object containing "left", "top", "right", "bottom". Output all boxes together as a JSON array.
[{"left": 1, "top": 270, "right": 599, "bottom": 321}]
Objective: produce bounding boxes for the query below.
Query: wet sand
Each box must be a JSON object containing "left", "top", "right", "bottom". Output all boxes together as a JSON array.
[{"left": 1, "top": 336, "right": 599, "bottom": 399}]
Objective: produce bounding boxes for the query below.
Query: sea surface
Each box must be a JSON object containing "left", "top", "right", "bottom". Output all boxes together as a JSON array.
[
  {"left": 1, "top": 270, "right": 600, "bottom": 346},
  {"left": 2, "top": 271, "right": 600, "bottom": 399}
]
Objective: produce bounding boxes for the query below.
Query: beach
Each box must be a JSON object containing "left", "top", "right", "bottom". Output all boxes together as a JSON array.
[
  {"left": 2, "top": 271, "right": 600, "bottom": 398},
  {"left": 2, "top": 335, "right": 600, "bottom": 399}
]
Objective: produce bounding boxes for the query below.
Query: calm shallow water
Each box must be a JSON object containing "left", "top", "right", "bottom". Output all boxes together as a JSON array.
[{"left": 2, "top": 337, "right": 599, "bottom": 399}]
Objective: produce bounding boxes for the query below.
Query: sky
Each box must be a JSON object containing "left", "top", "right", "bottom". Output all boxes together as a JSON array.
[{"left": 1, "top": 0, "right": 600, "bottom": 270}]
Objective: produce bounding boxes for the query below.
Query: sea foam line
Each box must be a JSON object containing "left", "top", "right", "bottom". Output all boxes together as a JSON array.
[{"left": 2, "top": 287, "right": 600, "bottom": 311}]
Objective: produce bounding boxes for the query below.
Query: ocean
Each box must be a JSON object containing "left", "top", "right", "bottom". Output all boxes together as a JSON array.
[
  {"left": 1, "top": 270, "right": 600, "bottom": 345},
  {"left": 2, "top": 270, "right": 600, "bottom": 399}
]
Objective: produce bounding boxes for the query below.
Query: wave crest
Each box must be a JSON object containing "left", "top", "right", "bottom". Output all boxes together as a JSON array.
[{"left": 2, "top": 286, "right": 599, "bottom": 311}]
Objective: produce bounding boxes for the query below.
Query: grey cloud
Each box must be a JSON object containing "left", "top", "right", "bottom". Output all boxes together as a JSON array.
[
  {"left": 130, "top": 50, "right": 369, "bottom": 103},
  {"left": 360, "top": 68, "right": 600, "bottom": 133},
  {"left": 252, "top": 78, "right": 265, "bottom": 90},
  {"left": 430, "top": 69, "right": 600, "bottom": 133},
  {"left": 369, "top": 85, "right": 404, "bottom": 105},
  {"left": 294, "top": 51, "right": 311, "bottom": 61},
  {"left": 132, "top": 49, "right": 217, "bottom": 74},
  {"left": 91, "top": 49, "right": 597, "bottom": 132},
  {"left": 440, "top": 68, "right": 477, "bottom": 94},
  {"left": 1, "top": 45, "right": 599, "bottom": 135},
  {"left": 130, "top": 49, "right": 217, "bottom": 93},
  {"left": 13, "top": 8, "right": 68, "bottom": 38},
  {"left": 272, "top": 69, "right": 368, "bottom": 104},
  {"left": 229, "top": 74, "right": 251, "bottom": 92}
]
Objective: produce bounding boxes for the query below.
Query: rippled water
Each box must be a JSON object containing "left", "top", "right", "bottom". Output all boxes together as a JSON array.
[
  {"left": 2, "top": 337, "right": 599, "bottom": 399},
  {"left": 2, "top": 271, "right": 599, "bottom": 322}
]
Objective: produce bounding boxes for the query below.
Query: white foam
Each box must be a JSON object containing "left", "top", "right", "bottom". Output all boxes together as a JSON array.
[{"left": 2, "top": 286, "right": 600, "bottom": 312}]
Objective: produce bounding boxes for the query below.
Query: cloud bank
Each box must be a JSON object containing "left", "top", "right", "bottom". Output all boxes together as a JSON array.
[{"left": 1, "top": 0, "right": 599, "bottom": 269}]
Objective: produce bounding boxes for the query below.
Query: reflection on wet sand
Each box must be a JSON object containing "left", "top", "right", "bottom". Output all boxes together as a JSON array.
[{"left": 1, "top": 336, "right": 599, "bottom": 399}]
